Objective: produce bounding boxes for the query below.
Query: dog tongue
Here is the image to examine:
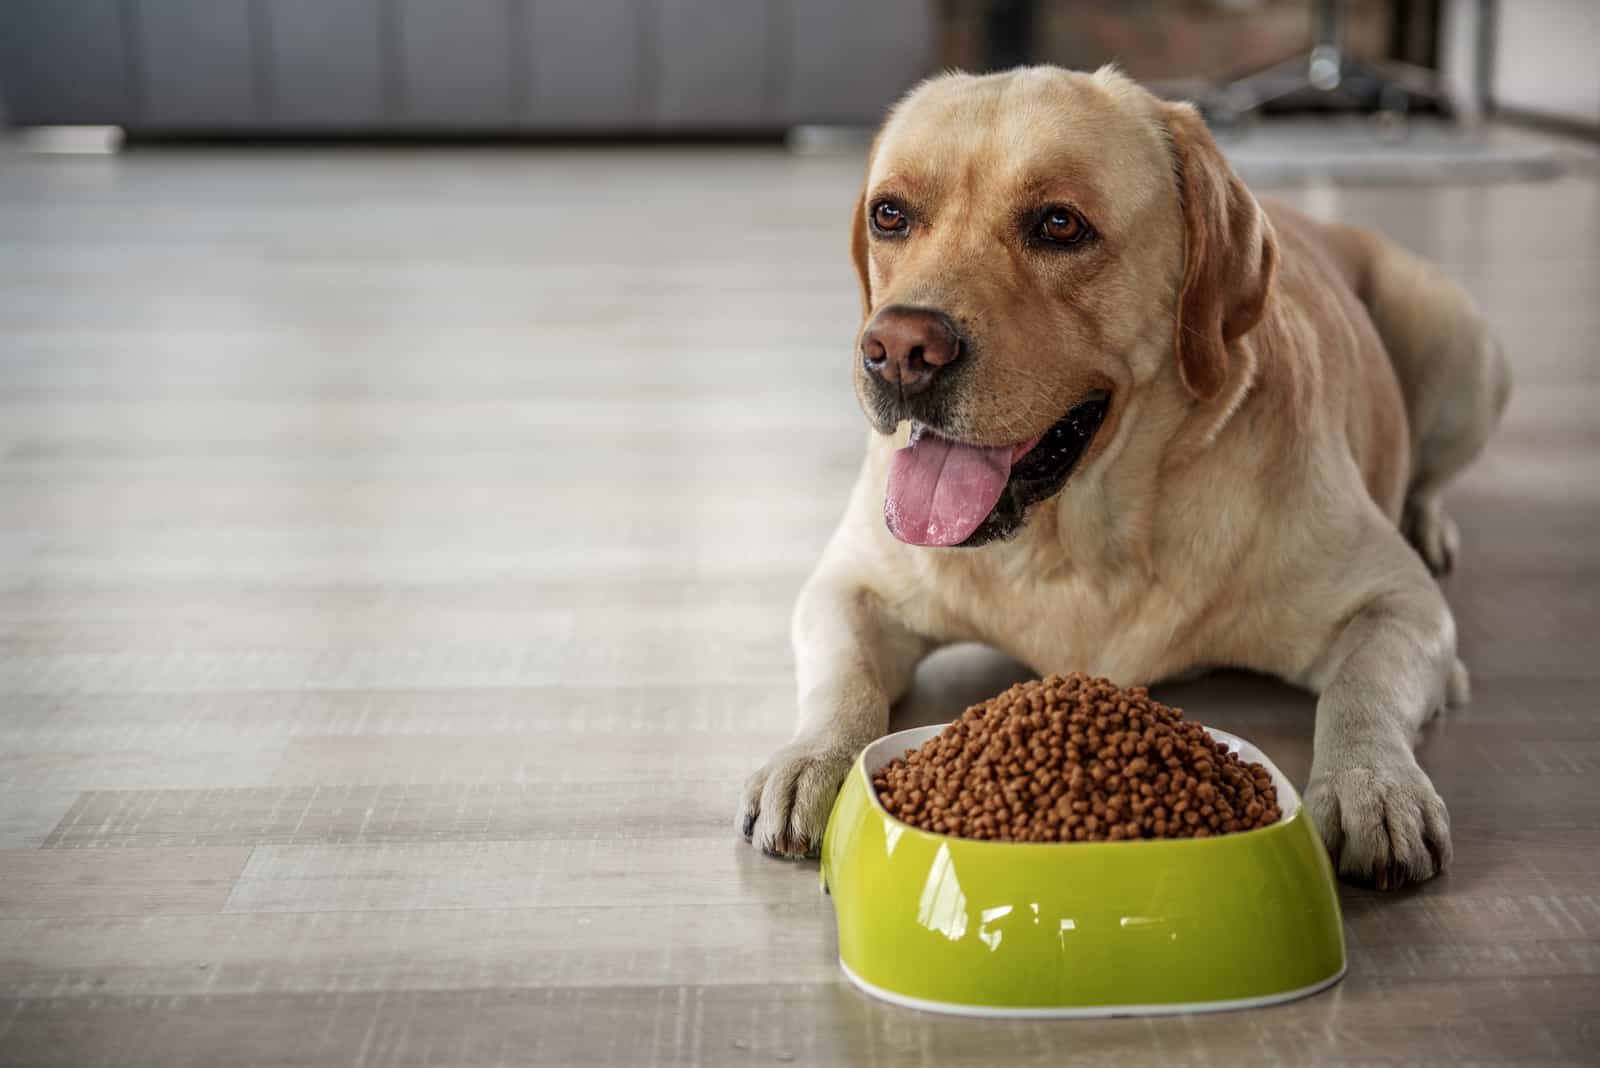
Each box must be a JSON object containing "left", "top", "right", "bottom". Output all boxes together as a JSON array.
[{"left": 885, "top": 432, "right": 1013, "bottom": 547}]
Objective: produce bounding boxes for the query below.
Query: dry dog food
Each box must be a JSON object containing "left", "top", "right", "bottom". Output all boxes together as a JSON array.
[{"left": 872, "top": 673, "right": 1281, "bottom": 842}]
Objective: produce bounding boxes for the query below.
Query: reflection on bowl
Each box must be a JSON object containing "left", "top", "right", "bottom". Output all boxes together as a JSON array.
[{"left": 820, "top": 723, "right": 1344, "bottom": 1017}]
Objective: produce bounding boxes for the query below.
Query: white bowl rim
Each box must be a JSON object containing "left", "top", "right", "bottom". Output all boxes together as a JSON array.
[
  {"left": 839, "top": 956, "right": 1345, "bottom": 1019},
  {"left": 858, "top": 720, "right": 1300, "bottom": 840}
]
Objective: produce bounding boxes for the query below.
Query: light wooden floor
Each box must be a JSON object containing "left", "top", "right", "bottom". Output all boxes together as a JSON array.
[{"left": 0, "top": 141, "right": 1595, "bottom": 1067}]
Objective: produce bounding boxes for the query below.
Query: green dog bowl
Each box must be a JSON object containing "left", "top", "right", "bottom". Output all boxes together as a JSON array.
[{"left": 821, "top": 722, "right": 1344, "bottom": 1017}]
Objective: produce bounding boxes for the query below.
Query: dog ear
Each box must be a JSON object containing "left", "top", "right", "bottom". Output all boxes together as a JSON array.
[
  {"left": 850, "top": 185, "right": 872, "bottom": 318},
  {"left": 849, "top": 133, "right": 884, "bottom": 320},
  {"left": 1162, "top": 102, "right": 1278, "bottom": 402}
]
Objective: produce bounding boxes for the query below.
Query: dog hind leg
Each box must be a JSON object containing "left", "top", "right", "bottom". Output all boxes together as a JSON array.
[{"left": 1344, "top": 226, "right": 1512, "bottom": 575}]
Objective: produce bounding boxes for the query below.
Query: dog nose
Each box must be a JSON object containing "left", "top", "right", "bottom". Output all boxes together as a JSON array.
[{"left": 861, "top": 307, "right": 961, "bottom": 393}]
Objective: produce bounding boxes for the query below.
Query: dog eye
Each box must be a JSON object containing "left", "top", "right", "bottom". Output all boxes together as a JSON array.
[
  {"left": 870, "top": 200, "right": 909, "bottom": 235},
  {"left": 1037, "top": 206, "right": 1091, "bottom": 246}
]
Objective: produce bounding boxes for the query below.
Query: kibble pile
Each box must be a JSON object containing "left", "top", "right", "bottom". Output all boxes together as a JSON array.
[{"left": 872, "top": 673, "right": 1281, "bottom": 842}]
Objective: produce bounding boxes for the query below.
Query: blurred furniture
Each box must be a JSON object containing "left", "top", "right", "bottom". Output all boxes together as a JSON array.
[
  {"left": 0, "top": 0, "right": 935, "bottom": 133},
  {"left": 1221, "top": 0, "right": 1449, "bottom": 118}
]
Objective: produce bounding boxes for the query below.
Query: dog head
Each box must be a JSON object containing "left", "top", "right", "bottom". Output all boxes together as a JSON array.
[{"left": 853, "top": 66, "right": 1277, "bottom": 547}]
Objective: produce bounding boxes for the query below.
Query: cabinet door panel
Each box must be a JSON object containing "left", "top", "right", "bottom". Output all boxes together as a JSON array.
[
  {"left": 393, "top": 0, "right": 517, "bottom": 126},
  {"left": 527, "top": 0, "right": 643, "bottom": 129},
  {"left": 265, "top": 0, "right": 385, "bottom": 126},
  {"left": 654, "top": 0, "right": 772, "bottom": 127},
  {"left": 136, "top": 0, "right": 260, "bottom": 127},
  {"left": 0, "top": 0, "right": 134, "bottom": 124}
]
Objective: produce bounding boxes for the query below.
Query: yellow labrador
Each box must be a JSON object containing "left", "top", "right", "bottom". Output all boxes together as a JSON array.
[{"left": 738, "top": 66, "right": 1508, "bottom": 888}]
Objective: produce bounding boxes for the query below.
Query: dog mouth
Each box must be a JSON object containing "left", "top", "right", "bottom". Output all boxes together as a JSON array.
[{"left": 884, "top": 392, "right": 1111, "bottom": 548}]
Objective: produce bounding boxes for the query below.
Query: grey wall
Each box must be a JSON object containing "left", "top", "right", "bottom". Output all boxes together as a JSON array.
[
  {"left": 1490, "top": 0, "right": 1600, "bottom": 130},
  {"left": 0, "top": 0, "right": 935, "bottom": 131}
]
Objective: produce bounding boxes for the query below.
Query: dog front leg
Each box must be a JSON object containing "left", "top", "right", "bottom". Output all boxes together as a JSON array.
[
  {"left": 738, "top": 573, "right": 930, "bottom": 858},
  {"left": 1304, "top": 575, "right": 1464, "bottom": 889}
]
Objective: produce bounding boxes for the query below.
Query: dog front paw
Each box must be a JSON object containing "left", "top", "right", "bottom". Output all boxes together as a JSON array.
[
  {"left": 1305, "top": 757, "right": 1452, "bottom": 889},
  {"left": 737, "top": 740, "right": 856, "bottom": 859}
]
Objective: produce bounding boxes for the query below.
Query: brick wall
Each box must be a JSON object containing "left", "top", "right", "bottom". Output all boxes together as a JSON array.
[{"left": 940, "top": 0, "right": 1393, "bottom": 83}]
